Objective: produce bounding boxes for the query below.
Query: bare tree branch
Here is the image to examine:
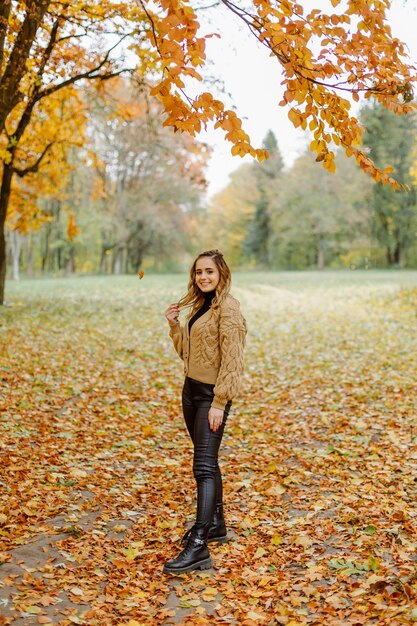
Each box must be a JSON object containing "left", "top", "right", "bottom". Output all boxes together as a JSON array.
[
  {"left": 38, "top": 65, "right": 134, "bottom": 103},
  {"left": 34, "top": 17, "right": 61, "bottom": 92},
  {"left": 13, "top": 142, "right": 54, "bottom": 177},
  {"left": 36, "top": 33, "right": 133, "bottom": 101}
]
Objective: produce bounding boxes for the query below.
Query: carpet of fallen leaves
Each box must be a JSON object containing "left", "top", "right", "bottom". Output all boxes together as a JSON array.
[{"left": 1, "top": 271, "right": 417, "bottom": 626}]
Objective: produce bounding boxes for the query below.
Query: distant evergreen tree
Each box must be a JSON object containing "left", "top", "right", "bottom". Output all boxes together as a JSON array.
[
  {"left": 360, "top": 103, "right": 417, "bottom": 267},
  {"left": 244, "top": 130, "right": 284, "bottom": 267}
]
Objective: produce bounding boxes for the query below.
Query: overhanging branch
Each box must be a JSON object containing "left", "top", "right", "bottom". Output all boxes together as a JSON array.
[
  {"left": 13, "top": 142, "right": 54, "bottom": 177},
  {"left": 219, "top": 0, "right": 406, "bottom": 97},
  {"left": 36, "top": 32, "right": 134, "bottom": 102}
]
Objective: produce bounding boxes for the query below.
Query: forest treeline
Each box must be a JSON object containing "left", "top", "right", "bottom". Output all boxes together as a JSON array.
[
  {"left": 208, "top": 103, "right": 417, "bottom": 271},
  {"left": 6, "top": 78, "right": 209, "bottom": 278},
  {"left": 5, "top": 79, "right": 417, "bottom": 276}
]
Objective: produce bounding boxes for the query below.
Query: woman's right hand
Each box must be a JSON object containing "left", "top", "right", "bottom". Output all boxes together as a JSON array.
[{"left": 165, "top": 303, "right": 180, "bottom": 327}]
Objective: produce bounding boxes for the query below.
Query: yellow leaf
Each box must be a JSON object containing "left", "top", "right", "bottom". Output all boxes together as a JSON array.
[
  {"left": 254, "top": 547, "right": 268, "bottom": 558},
  {"left": 294, "top": 535, "right": 313, "bottom": 548},
  {"left": 265, "top": 483, "right": 286, "bottom": 496},
  {"left": 70, "top": 468, "right": 88, "bottom": 478},
  {"left": 123, "top": 547, "right": 141, "bottom": 560},
  {"left": 288, "top": 108, "right": 302, "bottom": 128},
  {"left": 351, "top": 588, "right": 366, "bottom": 597},
  {"left": 202, "top": 586, "right": 218, "bottom": 597},
  {"left": 164, "top": 458, "right": 179, "bottom": 466},
  {"left": 271, "top": 534, "right": 283, "bottom": 546},
  {"left": 112, "top": 524, "right": 128, "bottom": 533},
  {"left": 246, "top": 611, "right": 267, "bottom": 621},
  {"left": 22, "top": 507, "right": 36, "bottom": 516},
  {"left": 26, "top": 499, "right": 39, "bottom": 509},
  {"left": 141, "top": 424, "right": 154, "bottom": 437},
  {"left": 70, "top": 587, "right": 85, "bottom": 597},
  {"left": 265, "top": 462, "right": 279, "bottom": 473},
  {"left": 24, "top": 606, "right": 42, "bottom": 614}
]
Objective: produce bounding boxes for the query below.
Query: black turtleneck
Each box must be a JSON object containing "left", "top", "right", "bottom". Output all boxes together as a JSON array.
[{"left": 188, "top": 290, "right": 215, "bottom": 331}]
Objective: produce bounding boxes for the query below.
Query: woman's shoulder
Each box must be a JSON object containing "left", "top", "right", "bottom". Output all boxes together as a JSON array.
[{"left": 219, "top": 293, "right": 243, "bottom": 315}]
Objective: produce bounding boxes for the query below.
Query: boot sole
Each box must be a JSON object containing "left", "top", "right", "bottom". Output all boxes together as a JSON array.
[{"left": 163, "top": 557, "right": 212, "bottom": 574}]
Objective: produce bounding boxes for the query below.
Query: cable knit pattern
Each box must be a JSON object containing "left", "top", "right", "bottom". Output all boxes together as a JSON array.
[{"left": 169, "top": 294, "right": 247, "bottom": 410}]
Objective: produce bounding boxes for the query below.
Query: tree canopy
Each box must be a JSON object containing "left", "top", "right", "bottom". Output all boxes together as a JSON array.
[
  {"left": 1, "top": 0, "right": 416, "bottom": 302},
  {"left": 144, "top": 0, "right": 416, "bottom": 186}
]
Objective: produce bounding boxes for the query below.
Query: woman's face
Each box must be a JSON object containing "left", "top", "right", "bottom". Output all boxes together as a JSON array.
[{"left": 195, "top": 257, "right": 220, "bottom": 293}]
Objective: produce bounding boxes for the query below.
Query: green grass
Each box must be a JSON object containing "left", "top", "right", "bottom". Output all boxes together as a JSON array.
[{"left": 4, "top": 268, "right": 417, "bottom": 303}]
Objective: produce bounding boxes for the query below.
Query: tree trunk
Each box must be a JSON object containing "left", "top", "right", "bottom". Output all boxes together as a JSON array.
[
  {"left": 132, "top": 250, "right": 144, "bottom": 274},
  {"left": 41, "top": 224, "right": 51, "bottom": 272},
  {"left": 393, "top": 242, "right": 405, "bottom": 267},
  {"left": 317, "top": 238, "right": 325, "bottom": 270},
  {"left": 26, "top": 232, "right": 34, "bottom": 277},
  {"left": 398, "top": 245, "right": 405, "bottom": 268},
  {"left": 112, "top": 246, "right": 123, "bottom": 274},
  {"left": 9, "top": 229, "right": 21, "bottom": 280},
  {"left": 0, "top": 0, "right": 51, "bottom": 135},
  {"left": 0, "top": 223, "right": 6, "bottom": 305},
  {"left": 0, "top": 163, "right": 13, "bottom": 305},
  {"left": 100, "top": 247, "right": 109, "bottom": 273},
  {"left": 66, "top": 246, "right": 75, "bottom": 275}
]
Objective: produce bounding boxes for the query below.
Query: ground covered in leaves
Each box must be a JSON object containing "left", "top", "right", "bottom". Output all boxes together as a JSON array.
[{"left": 1, "top": 271, "right": 417, "bottom": 626}]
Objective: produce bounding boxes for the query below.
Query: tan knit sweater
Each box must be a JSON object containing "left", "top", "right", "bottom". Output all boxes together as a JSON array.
[{"left": 169, "top": 294, "right": 247, "bottom": 410}]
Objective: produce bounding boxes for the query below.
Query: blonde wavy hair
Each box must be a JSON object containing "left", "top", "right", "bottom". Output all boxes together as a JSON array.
[{"left": 177, "top": 249, "right": 232, "bottom": 315}]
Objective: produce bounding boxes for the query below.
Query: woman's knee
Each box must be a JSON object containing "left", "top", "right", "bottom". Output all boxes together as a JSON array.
[{"left": 193, "top": 459, "right": 217, "bottom": 481}]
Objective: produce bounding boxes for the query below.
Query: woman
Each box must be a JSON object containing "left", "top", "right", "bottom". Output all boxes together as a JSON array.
[{"left": 163, "top": 249, "right": 247, "bottom": 574}]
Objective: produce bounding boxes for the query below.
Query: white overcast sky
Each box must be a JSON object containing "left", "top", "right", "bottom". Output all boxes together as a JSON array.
[{"left": 196, "top": 1, "right": 417, "bottom": 198}]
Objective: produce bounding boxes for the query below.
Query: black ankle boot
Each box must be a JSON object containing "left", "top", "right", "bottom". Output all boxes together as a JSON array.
[
  {"left": 208, "top": 504, "right": 227, "bottom": 543},
  {"left": 181, "top": 505, "right": 227, "bottom": 546},
  {"left": 163, "top": 525, "right": 212, "bottom": 574}
]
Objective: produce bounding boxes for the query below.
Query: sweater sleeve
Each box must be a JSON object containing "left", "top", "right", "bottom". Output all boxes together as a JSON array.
[
  {"left": 212, "top": 299, "right": 247, "bottom": 410},
  {"left": 169, "top": 322, "right": 184, "bottom": 360}
]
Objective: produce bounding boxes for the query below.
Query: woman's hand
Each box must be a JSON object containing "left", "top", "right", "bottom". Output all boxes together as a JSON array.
[
  {"left": 208, "top": 407, "right": 224, "bottom": 432},
  {"left": 165, "top": 303, "right": 180, "bottom": 327}
]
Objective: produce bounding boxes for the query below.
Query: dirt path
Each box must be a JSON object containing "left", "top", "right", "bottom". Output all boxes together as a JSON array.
[{"left": 0, "top": 504, "right": 236, "bottom": 625}]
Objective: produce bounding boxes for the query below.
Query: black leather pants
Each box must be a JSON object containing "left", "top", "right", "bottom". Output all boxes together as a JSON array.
[{"left": 182, "top": 377, "right": 231, "bottom": 531}]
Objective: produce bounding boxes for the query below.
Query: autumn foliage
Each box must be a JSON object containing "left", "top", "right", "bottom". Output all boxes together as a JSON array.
[
  {"left": 0, "top": 0, "right": 416, "bottom": 303},
  {"left": 142, "top": 0, "right": 416, "bottom": 187}
]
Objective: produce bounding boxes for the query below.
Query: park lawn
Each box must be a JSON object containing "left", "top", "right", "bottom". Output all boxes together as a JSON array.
[{"left": 1, "top": 271, "right": 417, "bottom": 625}]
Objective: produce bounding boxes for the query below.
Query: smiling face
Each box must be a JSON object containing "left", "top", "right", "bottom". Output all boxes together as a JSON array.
[{"left": 194, "top": 256, "right": 220, "bottom": 293}]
